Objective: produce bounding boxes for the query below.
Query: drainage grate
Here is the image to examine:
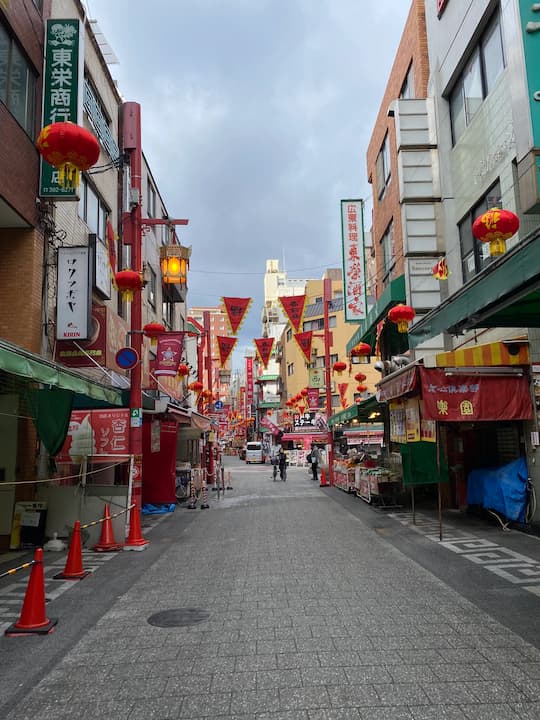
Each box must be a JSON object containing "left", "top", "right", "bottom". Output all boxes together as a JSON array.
[{"left": 147, "top": 607, "right": 210, "bottom": 628}]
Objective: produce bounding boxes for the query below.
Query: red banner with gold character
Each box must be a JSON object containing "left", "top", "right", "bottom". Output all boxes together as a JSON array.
[
  {"left": 221, "top": 297, "right": 252, "bottom": 335},
  {"left": 217, "top": 336, "right": 237, "bottom": 368},
  {"left": 293, "top": 330, "right": 313, "bottom": 364},
  {"left": 278, "top": 294, "right": 306, "bottom": 333},
  {"left": 338, "top": 382, "right": 349, "bottom": 409},
  {"left": 254, "top": 337, "right": 274, "bottom": 369},
  {"left": 154, "top": 332, "right": 185, "bottom": 376}
]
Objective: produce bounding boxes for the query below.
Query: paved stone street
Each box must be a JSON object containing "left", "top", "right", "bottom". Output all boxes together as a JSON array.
[{"left": 2, "top": 458, "right": 540, "bottom": 719}]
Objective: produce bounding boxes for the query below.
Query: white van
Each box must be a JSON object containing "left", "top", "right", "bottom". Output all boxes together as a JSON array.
[{"left": 245, "top": 441, "right": 263, "bottom": 464}]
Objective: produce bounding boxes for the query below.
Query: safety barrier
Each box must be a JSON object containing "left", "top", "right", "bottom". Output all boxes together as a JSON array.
[{"left": 4, "top": 549, "right": 57, "bottom": 636}]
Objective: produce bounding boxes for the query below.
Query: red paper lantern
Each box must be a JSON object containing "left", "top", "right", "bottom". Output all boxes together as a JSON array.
[
  {"left": 332, "top": 361, "right": 347, "bottom": 376},
  {"left": 188, "top": 381, "right": 203, "bottom": 393},
  {"left": 356, "top": 384, "right": 368, "bottom": 393},
  {"left": 388, "top": 304, "right": 416, "bottom": 333},
  {"left": 143, "top": 322, "right": 166, "bottom": 346},
  {"left": 177, "top": 363, "right": 189, "bottom": 377},
  {"left": 350, "top": 342, "right": 371, "bottom": 357},
  {"left": 115, "top": 269, "right": 143, "bottom": 302},
  {"left": 354, "top": 372, "right": 366, "bottom": 382},
  {"left": 300, "top": 388, "right": 308, "bottom": 397},
  {"left": 472, "top": 207, "right": 519, "bottom": 257},
  {"left": 36, "top": 122, "right": 100, "bottom": 188}
]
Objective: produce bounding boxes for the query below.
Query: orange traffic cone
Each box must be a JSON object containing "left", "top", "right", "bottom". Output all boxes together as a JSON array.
[
  {"left": 5, "top": 548, "right": 57, "bottom": 636},
  {"left": 54, "top": 521, "right": 91, "bottom": 579},
  {"left": 123, "top": 504, "right": 149, "bottom": 551},
  {"left": 93, "top": 504, "right": 123, "bottom": 552},
  {"left": 319, "top": 468, "right": 327, "bottom": 487}
]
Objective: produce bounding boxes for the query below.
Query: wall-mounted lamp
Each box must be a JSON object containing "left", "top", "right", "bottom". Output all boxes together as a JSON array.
[{"left": 160, "top": 244, "right": 191, "bottom": 285}]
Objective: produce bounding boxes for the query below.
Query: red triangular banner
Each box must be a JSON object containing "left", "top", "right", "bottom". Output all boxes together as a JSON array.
[
  {"left": 216, "top": 336, "right": 237, "bottom": 368},
  {"left": 293, "top": 331, "right": 313, "bottom": 364},
  {"left": 222, "top": 297, "right": 252, "bottom": 335},
  {"left": 278, "top": 295, "right": 307, "bottom": 333},
  {"left": 254, "top": 338, "right": 275, "bottom": 369}
]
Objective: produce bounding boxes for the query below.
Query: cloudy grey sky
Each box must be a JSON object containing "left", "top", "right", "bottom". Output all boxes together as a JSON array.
[{"left": 87, "top": 0, "right": 410, "bottom": 357}]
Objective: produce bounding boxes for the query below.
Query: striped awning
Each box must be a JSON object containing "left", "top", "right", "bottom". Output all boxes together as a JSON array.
[{"left": 435, "top": 340, "right": 529, "bottom": 368}]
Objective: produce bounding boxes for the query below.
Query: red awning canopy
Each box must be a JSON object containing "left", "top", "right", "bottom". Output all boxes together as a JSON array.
[
  {"left": 281, "top": 432, "right": 327, "bottom": 442},
  {"left": 376, "top": 362, "right": 419, "bottom": 402},
  {"left": 419, "top": 367, "right": 533, "bottom": 422}
]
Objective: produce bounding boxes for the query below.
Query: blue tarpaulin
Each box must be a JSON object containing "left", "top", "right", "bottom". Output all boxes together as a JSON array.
[
  {"left": 142, "top": 503, "right": 176, "bottom": 515},
  {"left": 467, "top": 456, "right": 528, "bottom": 523}
]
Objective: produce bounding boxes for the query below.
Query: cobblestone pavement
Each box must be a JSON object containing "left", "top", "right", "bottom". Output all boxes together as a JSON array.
[{"left": 3, "top": 460, "right": 540, "bottom": 719}]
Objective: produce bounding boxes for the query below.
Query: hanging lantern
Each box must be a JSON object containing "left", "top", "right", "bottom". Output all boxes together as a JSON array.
[
  {"left": 300, "top": 388, "right": 308, "bottom": 397},
  {"left": 356, "top": 384, "right": 368, "bottom": 393},
  {"left": 114, "top": 269, "right": 143, "bottom": 302},
  {"left": 36, "top": 122, "right": 100, "bottom": 188},
  {"left": 188, "top": 381, "right": 203, "bottom": 393},
  {"left": 472, "top": 207, "right": 519, "bottom": 257},
  {"left": 177, "top": 363, "right": 189, "bottom": 377},
  {"left": 432, "top": 257, "right": 449, "bottom": 280},
  {"left": 354, "top": 372, "right": 366, "bottom": 383},
  {"left": 332, "top": 361, "right": 347, "bottom": 376},
  {"left": 350, "top": 342, "right": 371, "bottom": 358},
  {"left": 388, "top": 304, "right": 416, "bottom": 333},
  {"left": 159, "top": 245, "right": 191, "bottom": 285},
  {"left": 143, "top": 322, "right": 166, "bottom": 345},
  {"left": 201, "top": 389, "right": 213, "bottom": 400}
]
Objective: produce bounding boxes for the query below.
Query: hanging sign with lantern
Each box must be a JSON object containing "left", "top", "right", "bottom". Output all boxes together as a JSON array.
[{"left": 160, "top": 244, "right": 191, "bottom": 285}]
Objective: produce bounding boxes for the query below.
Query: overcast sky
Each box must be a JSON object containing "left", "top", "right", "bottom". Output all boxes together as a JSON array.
[{"left": 87, "top": 0, "right": 411, "bottom": 361}]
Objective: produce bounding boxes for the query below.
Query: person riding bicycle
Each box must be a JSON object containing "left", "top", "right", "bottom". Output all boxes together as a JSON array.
[{"left": 278, "top": 449, "right": 287, "bottom": 481}]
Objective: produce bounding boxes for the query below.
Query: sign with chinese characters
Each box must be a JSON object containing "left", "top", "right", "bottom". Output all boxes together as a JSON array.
[
  {"left": 419, "top": 367, "right": 533, "bottom": 422},
  {"left": 56, "top": 246, "right": 91, "bottom": 340},
  {"left": 56, "top": 409, "right": 130, "bottom": 463},
  {"left": 309, "top": 367, "right": 324, "bottom": 389},
  {"left": 293, "top": 331, "right": 313, "bottom": 364},
  {"left": 221, "top": 297, "right": 252, "bottom": 334},
  {"left": 217, "top": 335, "right": 237, "bottom": 368},
  {"left": 253, "top": 337, "right": 274, "bottom": 369},
  {"left": 245, "top": 356, "right": 254, "bottom": 408},
  {"left": 40, "top": 19, "right": 84, "bottom": 198},
  {"left": 307, "top": 387, "right": 320, "bottom": 409},
  {"left": 278, "top": 295, "right": 307, "bottom": 333},
  {"left": 340, "top": 199, "right": 366, "bottom": 322},
  {"left": 55, "top": 304, "right": 128, "bottom": 368}
]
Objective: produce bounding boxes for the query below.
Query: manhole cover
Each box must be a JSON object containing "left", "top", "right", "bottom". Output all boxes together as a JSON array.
[{"left": 147, "top": 607, "right": 210, "bottom": 628}]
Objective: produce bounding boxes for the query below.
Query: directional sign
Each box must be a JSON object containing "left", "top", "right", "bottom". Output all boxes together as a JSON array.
[
  {"left": 116, "top": 347, "right": 139, "bottom": 370},
  {"left": 214, "top": 400, "right": 224, "bottom": 410}
]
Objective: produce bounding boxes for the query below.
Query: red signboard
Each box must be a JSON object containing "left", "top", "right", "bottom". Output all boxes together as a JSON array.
[
  {"left": 307, "top": 387, "right": 320, "bottom": 410},
  {"left": 55, "top": 304, "right": 128, "bottom": 369},
  {"left": 246, "top": 357, "right": 254, "bottom": 408},
  {"left": 56, "top": 409, "right": 130, "bottom": 463},
  {"left": 217, "top": 335, "right": 237, "bottom": 368},
  {"left": 222, "top": 297, "right": 252, "bottom": 335},
  {"left": 293, "top": 331, "right": 313, "bottom": 364},
  {"left": 420, "top": 367, "right": 533, "bottom": 422},
  {"left": 254, "top": 337, "right": 274, "bottom": 369},
  {"left": 278, "top": 295, "right": 307, "bottom": 333},
  {"left": 154, "top": 332, "right": 185, "bottom": 376}
]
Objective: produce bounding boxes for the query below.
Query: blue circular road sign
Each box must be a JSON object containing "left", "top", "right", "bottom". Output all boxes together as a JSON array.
[
  {"left": 116, "top": 347, "right": 139, "bottom": 370},
  {"left": 214, "top": 400, "right": 224, "bottom": 410}
]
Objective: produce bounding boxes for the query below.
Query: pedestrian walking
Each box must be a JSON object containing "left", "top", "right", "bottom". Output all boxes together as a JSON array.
[
  {"left": 278, "top": 449, "right": 287, "bottom": 481},
  {"left": 308, "top": 444, "right": 320, "bottom": 482}
]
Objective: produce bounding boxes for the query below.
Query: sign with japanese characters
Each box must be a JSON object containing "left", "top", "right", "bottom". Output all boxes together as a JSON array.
[
  {"left": 56, "top": 246, "right": 91, "bottom": 340},
  {"left": 340, "top": 199, "right": 366, "bottom": 322},
  {"left": 246, "top": 356, "right": 254, "bottom": 407},
  {"left": 56, "top": 409, "right": 130, "bottom": 463},
  {"left": 40, "top": 19, "right": 84, "bottom": 198},
  {"left": 293, "top": 411, "right": 328, "bottom": 432},
  {"left": 420, "top": 367, "right": 533, "bottom": 422}
]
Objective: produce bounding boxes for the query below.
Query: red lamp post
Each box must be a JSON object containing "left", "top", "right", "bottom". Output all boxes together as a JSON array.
[{"left": 323, "top": 277, "right": 335, "bottom": 486}]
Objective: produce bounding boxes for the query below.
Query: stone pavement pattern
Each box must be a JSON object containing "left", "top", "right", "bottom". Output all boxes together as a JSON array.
[{"left": 6, "top": 462, "right": 540, "bottom": 719}]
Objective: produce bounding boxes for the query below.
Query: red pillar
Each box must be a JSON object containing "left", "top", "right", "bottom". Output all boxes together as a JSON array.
[
  {"left": 122, "top": 102, "right": 144, "bottom": 512},
  {"left": 204, "top": 310, "right": 215, "bottom": 484},
  {"left": 323, "top": 278, "right": 335, "bottom": 486}
]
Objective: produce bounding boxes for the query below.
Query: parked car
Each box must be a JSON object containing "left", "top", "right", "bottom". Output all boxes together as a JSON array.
[{"left": 245, "top": 441, "right": 263, "bottom": 464}]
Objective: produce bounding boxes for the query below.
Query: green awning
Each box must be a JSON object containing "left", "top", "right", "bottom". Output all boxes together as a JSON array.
[
  {"left": 409, "top": 230, "right": 540, "bottom": 348},
  {"left": 346, "top": 274, "right": 406, "bottom": 353},
  {"left": 0, "top": 339, "right": 124, "bottom": 406},
  {"left": 329, "top": 395, "right": 384, "bottom": 427}
]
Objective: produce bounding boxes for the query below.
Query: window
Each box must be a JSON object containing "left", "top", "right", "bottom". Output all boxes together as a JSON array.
[
  {"left": 458, "top": 180, "right": 502, "bottom": 282},
  {"left": 400, "top": 63, "right": 415, "bottom": 99},
  {"left": 449, "top": 11, "right": 505, "bottom": 144},
  {"left": 376, "top": 133, "right": 391, "bottom": 199},
  {"left": 78, "top": 176, "right": 108, "bottom": 240},
  {"left": 328, "top": 315, "right": 337, "bottom": 328},
  {"left": 287, "top": 362, "right": 294, "bottom": 376},
  {"left": 331, "top": 394, "right": 340, "bottom": 408},
  {"left": 0, "top": 24, "right": 37, "bottom": 136},
  {"left": 148, "top": 266, "right": 157, "bottom": 308},
  {"left": 147, "top": 181, "right": 156, "bottom": 217},
  {"left": 162, "top": 290, "right": 173, "bottom": 328},
  {"left": 286, "top": 329, "right": 292, "bottom": 342},
  {"left": 380, "top": 222, "right": 395, "bottom": 286}
]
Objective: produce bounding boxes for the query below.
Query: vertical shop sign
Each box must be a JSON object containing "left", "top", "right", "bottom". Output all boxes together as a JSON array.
[
  {"left": 40, "top": 19, "right": 84, "bottom": 198},
  {"left": 340, "top": 199, "right": 366, "bottom": 322},
  {"left": 56, "top": 246, "right": 91, "bottom": 340},
  {"left": 245, "top": 357, "right": 254, "bottom": 416}
]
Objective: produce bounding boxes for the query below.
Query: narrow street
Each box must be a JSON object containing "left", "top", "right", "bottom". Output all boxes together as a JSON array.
[{"left": 1, "top": 457, "right": 540, "bottom": 719}]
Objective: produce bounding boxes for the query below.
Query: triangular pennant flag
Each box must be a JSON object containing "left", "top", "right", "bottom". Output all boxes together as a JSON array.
[
  {"left": 217, "top": 336, "right": 237, "bottom": 368},
  {"left": 254, "top": 338, "right": 275, "bottom": 369},
  {"left": 278, "top": 295, "right": 307, "bottom": 333},
  {"left": 221, "top": 297, "right": 252, "bottom": 335},
  {"left": 293, "top": 331, "right": 313, "bottom": 364}
]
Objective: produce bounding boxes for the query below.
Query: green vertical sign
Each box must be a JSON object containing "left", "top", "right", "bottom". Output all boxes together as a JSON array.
[
  {"left": 518, "top": 1, "right": 540, "bottom": 147},
  {"left": 39, "top": 19, "right": 83, "bottom": 199}
]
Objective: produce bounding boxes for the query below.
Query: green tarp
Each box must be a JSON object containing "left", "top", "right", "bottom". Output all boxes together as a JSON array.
[{"left": 400, "top": 441, "right": 448, "bottom": 487}]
